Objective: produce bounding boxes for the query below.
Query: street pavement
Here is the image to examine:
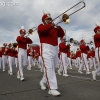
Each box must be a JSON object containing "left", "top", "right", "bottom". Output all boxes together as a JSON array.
[{"left": 0, "top": 66, "right": 100, "bottom": 100}]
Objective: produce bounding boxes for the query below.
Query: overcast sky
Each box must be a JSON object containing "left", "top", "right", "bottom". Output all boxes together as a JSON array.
[{"left": 0, "top": 0, "right": 100, "bottom": 47}]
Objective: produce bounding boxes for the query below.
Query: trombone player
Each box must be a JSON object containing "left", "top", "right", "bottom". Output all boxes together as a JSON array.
[
  {"left": 16, "top": 26, "right": 33, "bottom": 81},
  {"left": 37, "top": 13, "right": 65, "bottom": 96},
  {"left": 92, "top": 22, "right": 100, "bottom": 81}
]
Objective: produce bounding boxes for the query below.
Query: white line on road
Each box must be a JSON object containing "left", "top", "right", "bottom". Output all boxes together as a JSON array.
[
  {"left": 69, "top": 75, "right": 100, "bottom": 82},
  {"left": 34, "top": 70, "right": 100, "bottom": 82}
]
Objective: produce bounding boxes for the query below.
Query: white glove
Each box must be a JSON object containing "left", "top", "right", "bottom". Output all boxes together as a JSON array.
[
  {"left": 53, "top": 17, "right": 62, "bottom": 25},
  {"left": 24, "top": 33, "right": 29, "bottom": 38}
]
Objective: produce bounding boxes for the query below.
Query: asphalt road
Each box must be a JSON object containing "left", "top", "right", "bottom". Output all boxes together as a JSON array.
[{"left": 0, "top": 66, "right": 100, "bottom": 100}]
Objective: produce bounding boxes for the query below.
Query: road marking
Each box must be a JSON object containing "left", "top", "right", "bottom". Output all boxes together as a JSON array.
[
  {"left": 34, "top": 70, "right": 40, "bottom": 71},
  {"left": 56, "top": 73, "right": 100, "bottom": 82},
  {"left": 69, "top": 75, "right": 100, "bottom": 82},
  {"left": 35, "top": 70, "right": 100, "bottom": 82}
]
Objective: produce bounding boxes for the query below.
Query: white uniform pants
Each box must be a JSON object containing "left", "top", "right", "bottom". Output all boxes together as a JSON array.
[
  {"left": 94, "top": 47, "right": 100, "bottom": 75},
  {"left": 67, "top": 57, "right": 72, "bottom": 69},
  {"left": 76, "top": 57, "right": 81, "bottom": 68},
  {"left": 2, "top": 55, "right": 7, "bottom": 71},
  {"left": 92, "top": 57, "right": 96, "bottom": 69},
  {"left": 72, "top": 59, "right": 77, "bottom": 67},
  {"left": 88, "top": 58, "right": 93, "bottom": 69},
  {"left": 41, "top": 43, "right": 58, "bottom": 89},
  {"left": 60, "top": 52, "right": 68, "bottom": 75},
  {"left": 95, "top": 47, "right": 100, "bottom": 68},
  {"left": 28, "top": 56, "right": 32, "bottom": 68},
  {"left": 8, "top": 56, "right": 15, "bottom": 73},
  {"left": 18, "top": 48, "right": 27, "bottom": 78},
  {"left": 79, "top": 53, "right": 90, "bottom": 72},
  {"left": 38, "top": 56, "right": 44, "bottom": 72},
  {"left": 15, "top": 57, "right": 18, "bottom": 68}
]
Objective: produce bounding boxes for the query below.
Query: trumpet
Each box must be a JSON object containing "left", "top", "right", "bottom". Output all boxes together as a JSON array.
[{"left": 52, "top": 1, "right": 86, "bottom": 24}]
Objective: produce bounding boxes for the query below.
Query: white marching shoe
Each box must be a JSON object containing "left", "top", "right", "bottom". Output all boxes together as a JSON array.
[
  {"left": 8, "top": 70, "right": 10, "bottom": 74},
  {"left": 78, "top": 70, "right": 83, "bottom": 74},
  {"left": 40, "top": 81, "right": 46, "bottom": 90},
  {"left": 48, "top": 89, "right": 61, "bottom": 96},
  {"left": 57, "top": 70, "right": 61, "bottom": 75},
  {"left": 92, "top": 71, "right": 96, "bottom": 81},
  {"left": 63, "top": 74, "right": 69, "bottom": 77},
  {"left": 8, "top": 71, "right": 13, "bottom": 75},
  {"left": 27, "top": 67, "right": 31, "bottom": 70},
  {"left": 17, "top": 72, "right": 20, "bottom": 79},
  {"left": 10, "top": 72, "right": 13, "bottom": 75},
  {"left": 86, "top": 71, "right": 91, "bottom": 74},
  {"left": 17, "top": 75, "right": 20, "bottom": 79},
  {"left": 20, "top": 77, "right": 25, "bottom": 81}
]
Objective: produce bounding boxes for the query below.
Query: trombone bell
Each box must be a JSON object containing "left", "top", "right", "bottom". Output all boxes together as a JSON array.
[
  {"left": 28, "top": 29, "right": 34, "bottom": 34},
  {"left": 13, "top": 43, "right": 18, "bottom": 48},
  {"left": 70, "top": 38, "right": 74, "bottom": 43},
  {"left": 62, "top": 14, "right": 70, "bottom": 24}
]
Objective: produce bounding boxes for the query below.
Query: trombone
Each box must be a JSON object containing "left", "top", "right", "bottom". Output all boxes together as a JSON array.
[
  {"left": 28, "top": 1, "right": 86, "bottom": 32},
  {"left": 69, "top": 38, "right": 93, "bottom": 45},
  {"left": 52, "top": 1, "right": 86, "bottom": 24},
  {"left": 27, "top": 27, "right": 37, "bottom": 34}
]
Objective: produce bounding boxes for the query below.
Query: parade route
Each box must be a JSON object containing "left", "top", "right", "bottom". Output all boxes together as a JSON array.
[{"left": 0, "top": 66, "right": 100, "bottom": 100}]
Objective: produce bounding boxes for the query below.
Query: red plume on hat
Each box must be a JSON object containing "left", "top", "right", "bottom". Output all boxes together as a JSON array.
[
  {"left": 19, "top": 26, "right": 26, "bottom": 34},
  {"left": 94, "top": 21, "right": 100, "bottom": 33}
]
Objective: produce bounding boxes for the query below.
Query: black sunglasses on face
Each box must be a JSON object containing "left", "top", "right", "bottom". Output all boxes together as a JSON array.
[{"left": 45, "top": 18, "right": 52, "bottom": 20}]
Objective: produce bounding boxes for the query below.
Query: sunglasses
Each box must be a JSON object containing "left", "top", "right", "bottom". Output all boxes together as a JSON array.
[{"left": 45, "top": 18, "right": 52, "bottom": 20}]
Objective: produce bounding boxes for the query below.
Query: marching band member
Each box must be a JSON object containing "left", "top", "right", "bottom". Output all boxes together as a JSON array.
[
  {"left": 1, "top": 42, "right": 8, "bottom": 71},
  {"left": 37, "top": 13, "right": 64, "bottom": 96},
  {"left": 16, "top": 26, "right": 33, "bottom": 81},
  {"left": 92, "top": 24, "right": 100, "bottom": 80},
  {"left": 7, "top": 43, "right": 17, "bottom": 75},
  {"left": 78, "top": 39, "right": 91, "bottom": 74},
  {"left": 58, "top": 36, "right": 69, "bottom": 77}
]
